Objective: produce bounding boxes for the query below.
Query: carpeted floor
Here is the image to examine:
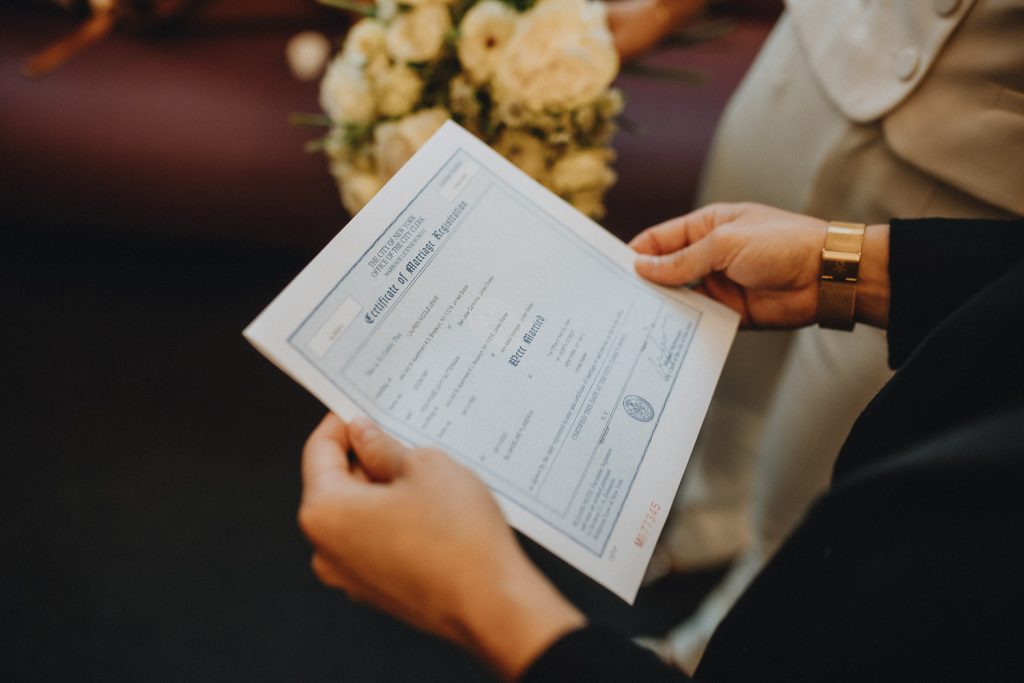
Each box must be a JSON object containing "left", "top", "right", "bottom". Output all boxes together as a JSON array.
[{"left": 1, "top": 228, "right": 725, "bottom": 682}]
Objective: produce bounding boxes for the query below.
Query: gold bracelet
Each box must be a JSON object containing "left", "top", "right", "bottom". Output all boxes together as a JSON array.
[{"left": 817, "top": 221, "right": 866, "bottom": 330}]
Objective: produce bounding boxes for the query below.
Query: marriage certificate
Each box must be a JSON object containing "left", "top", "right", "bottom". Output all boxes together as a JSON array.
[{"left": 245, "top": 122, "right": 738, "bottom": 602}]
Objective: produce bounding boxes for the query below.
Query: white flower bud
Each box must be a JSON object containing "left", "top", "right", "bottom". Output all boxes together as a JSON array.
[
  {"left": 493, "top": 0, "right": 618, "bottom": 111},
  {"left": 320, "top": 57, "right": 376, "bottom": 124},
  {"left": 456, "top": 1, "right": 518, "bottom": 84},
  {"left": 385, "top": 4, "right": 451, "bottom": 63}
]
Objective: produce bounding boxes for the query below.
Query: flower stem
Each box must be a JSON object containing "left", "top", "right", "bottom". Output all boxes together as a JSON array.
[
  {"left": 304, "top": 136, "right": 330, "bottom": 153},
  {"left": 622, "top": 63, "right": 707, "bottom": 85},
  {"left": 289, "top": 112, "right": 333, "bottom": 128},
  {"left": 316, "top": 0, "right": 376, "bottom": 17}
]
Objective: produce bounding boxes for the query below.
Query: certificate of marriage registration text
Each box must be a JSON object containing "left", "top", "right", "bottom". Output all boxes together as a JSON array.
[{"left": 245, "top": 122, "right": 738, "bottom": 602}]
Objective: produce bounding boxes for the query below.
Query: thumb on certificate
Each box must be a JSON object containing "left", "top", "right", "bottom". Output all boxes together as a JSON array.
[
  {"left": 634, "top": 236, "right": 719, "bottom": 287},
  {"left": 350, "top": 416, "right": 406, "bottom": 482}
]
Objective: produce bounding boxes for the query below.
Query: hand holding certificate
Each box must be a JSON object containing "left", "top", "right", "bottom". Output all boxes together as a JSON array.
[{"left": 245, "top": 122, "right": 738, "bottom": 603}]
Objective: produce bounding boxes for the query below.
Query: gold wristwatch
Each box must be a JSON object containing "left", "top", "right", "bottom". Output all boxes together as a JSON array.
[{"left": 817, "top": 221, "right": 866, "bottom": 330}]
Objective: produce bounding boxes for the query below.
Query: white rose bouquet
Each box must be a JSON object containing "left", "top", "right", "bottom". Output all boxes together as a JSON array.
[{"left": 315, "top": 0, "right": 623, "bottom": 218}]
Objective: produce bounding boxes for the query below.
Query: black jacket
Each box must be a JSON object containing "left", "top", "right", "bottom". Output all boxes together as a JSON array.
[{"left": 524, "top": 218, "right": 1024, "bottom": 682}]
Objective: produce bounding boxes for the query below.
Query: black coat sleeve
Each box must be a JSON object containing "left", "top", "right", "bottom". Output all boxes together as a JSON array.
[
  {"left": 521, "top": 218, "right": 1024, "bottom": 683},
  {"left": 886, "top": 217, "right": 1024, "bottom": 367},
  {"left": 521, "top": 625, "right": 689, "bottom": 683}
]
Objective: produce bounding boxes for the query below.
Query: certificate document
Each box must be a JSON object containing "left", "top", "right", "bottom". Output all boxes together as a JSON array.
[{"left": 245, "top": 122, "right": 738, "bottom": 602}]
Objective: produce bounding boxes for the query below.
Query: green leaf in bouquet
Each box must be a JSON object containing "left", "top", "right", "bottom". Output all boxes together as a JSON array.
[
  {"left": 408, "top": 51, "right": 461, "bottom": 110},
  {"left": 343, "top": 122, "right": 376, "bottom": 148},
  {"left": 303, "top": 136, "right": 331, "bottom": 154},
  {"left": 449, "top": 0, "right": 480, "bottom": 25},
  {"left": 288, "top": 113, "right": 334, "bottom": 128},
  {"left": 664, "top": 18, "right": 737, "bottom": 47},
  {"left": 499, "top": 0, "right": 538, "bottom": 12},
  {"left": 476, "top": 88, "right": 497, "bottom": 138}
]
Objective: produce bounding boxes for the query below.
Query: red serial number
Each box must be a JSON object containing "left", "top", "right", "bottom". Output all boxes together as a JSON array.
[{"left": 633, "top": 501, "right": 662, "bottom": 548}]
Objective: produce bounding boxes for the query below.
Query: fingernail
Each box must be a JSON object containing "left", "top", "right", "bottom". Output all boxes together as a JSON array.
[{"left": 635, "top": 255, "right": 658, "bottom": 267}]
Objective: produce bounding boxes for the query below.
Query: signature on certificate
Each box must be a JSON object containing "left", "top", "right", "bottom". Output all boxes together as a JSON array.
[{"left": 646, "top": 316, "right": 690, "bottom": 382}]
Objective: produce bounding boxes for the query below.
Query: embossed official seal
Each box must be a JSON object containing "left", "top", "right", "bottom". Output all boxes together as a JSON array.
[{"left": 622, "top": 395, "right": 655, "bottom": 422}]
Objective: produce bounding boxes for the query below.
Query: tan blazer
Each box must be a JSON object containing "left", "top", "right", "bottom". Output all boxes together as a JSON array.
[
  {"left": 788, "top": 0, "right": 1024, "bottom": 219},
  {"left": 699, "top": 0, "right": 1023, "bottom": 222}
]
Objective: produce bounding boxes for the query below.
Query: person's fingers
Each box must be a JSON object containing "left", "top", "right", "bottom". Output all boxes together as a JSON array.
[
  {"left": 629, "top": 203, "right": 739, "bottom": 255},
  {"left": 349, "top": 416, "right": 406, "bottom": 482},
  {"left": 634, "top": 229, "right": 726, "bottom": 285},
  {"left": 302, "top": 413, "right": 354, "bottom": 492},
  {"left": 629, "top": 216, "right": 689, "bottom": 256}
]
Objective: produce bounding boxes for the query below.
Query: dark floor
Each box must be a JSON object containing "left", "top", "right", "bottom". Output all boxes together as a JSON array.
[{"left": 1, "top": 228, "right": 724, "bottom": 682}]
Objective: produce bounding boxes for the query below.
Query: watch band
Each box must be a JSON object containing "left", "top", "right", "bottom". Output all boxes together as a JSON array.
[{"left": 817, "top": 221, "right": 866, "bottom": 330}]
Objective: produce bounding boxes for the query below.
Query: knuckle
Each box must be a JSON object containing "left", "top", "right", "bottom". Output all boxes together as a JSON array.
[
  {"left": 708, "top": 230, "right": 736, "bottom": 267},
  {"left": 310, "top": 554, "right": 327, "bottom": 581},
  {"left": 311, "top": 554, "right": 341, "bottom": 588},
  {"left": 708, "top": 228, "right": 731, "bottom": 252},
  {"left": 659, "top": 252, "right": 684, "bottom": 274},
  {"left": 302, "top": 432, "right": 321, "bottom": 459},
  {"left": 297, "top": 501, "right": 324, "bottom": 539},
  {"left": 706, "top": 201, "right": 735, "bottom": 220}
]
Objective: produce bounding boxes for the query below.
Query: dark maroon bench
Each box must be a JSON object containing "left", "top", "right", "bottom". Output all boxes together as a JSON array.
[{"left": 0, "top": 1, "right": 778, "bottom": 249}]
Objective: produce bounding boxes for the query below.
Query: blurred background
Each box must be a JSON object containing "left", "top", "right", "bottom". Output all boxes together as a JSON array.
[{"left": 1, "top": 1, "right": 779, "bottom": 680}]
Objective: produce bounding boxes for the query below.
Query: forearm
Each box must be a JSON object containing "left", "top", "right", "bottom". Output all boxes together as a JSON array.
[{"left": 456, "top": 562, "right": 586, "bottom": 680}]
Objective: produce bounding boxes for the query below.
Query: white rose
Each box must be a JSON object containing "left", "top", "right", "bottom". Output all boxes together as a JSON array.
[
  {"left": 373, "top": 63, "right": 424, "bottom": 117},
  {"left": 333, "top": 163, "right": 385, "bottom": 214},
  {"left": 494, "top": 129, "right": 548, "bottom": 181},
  {"left": 492, "top": 0, "right": 618, "bottom": 111},
  {"left": 341, "top": 18, "right": 387, "bottom": 67},
  {"left": 549, "top": 148, "right": 615, "bottom": 194},
  {"left": 320, "top": 57, "right": 376, "bottom": 124},
  {"left": 456, "top": 1, "right": 518, "bottom": 84},
  {"left": 374, "top": 108, "right": 449, "bottom": 177},
  {"left": 385, "top": 4, "right": 452, "bottom": 64}
]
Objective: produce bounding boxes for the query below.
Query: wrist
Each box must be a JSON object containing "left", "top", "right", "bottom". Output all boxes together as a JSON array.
[
  {"left": 816, "top": 221, "right": 890, "bottom": 330},
  {"left": 854, "top": 223, "right": 890, "bottom": 328},
  {"left": 456, "top": 558, "right": 585, "bottom": 681}
]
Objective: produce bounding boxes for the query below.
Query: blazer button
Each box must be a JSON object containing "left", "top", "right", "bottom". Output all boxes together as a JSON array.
[
  {"left": 933, "top": 0, "right": 960, "bottom": 16},
  {"left": 893, "top": 46, "right": 919, "bottom": 81}
]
